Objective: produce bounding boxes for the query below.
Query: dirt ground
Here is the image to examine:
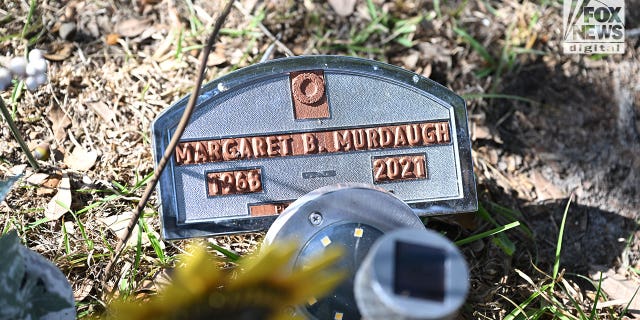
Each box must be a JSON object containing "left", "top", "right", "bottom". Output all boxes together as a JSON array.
[{"left": 1, "top": 0, "right": 639, "bottom": 318}]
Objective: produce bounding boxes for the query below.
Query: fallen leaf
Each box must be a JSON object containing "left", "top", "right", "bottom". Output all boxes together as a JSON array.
[
  {"left": 472, "top": 124, "right": 493, "bottom": 141},
  {"left": 87, "top": 101, "right": 115, "bottom": 125},
  {"left": 105, "top": 33, "right": 120, "bottom": 46},
  {"left": 64, "top": 147, "right": 98, "bottom": 171},
  {"left": 43, "top": 42, "right": 74, "bottom": 61},
  {"left": 159, "top": 59, "right": 188, "bottom": 72},
  {"left": 207, "top": 51, "right": 227, "bottom": 67},
  {"left": 48, "top": 105, "right": 71, "bottom": 143},
  {"left": 26, "top": 172, "right": 50, "bottom": 186},
  {"left": 595, "top": 272, "right": 640, "bottom": 316},
  {"left": 73, "top": 278, "right": 93, "bottom": 301},
  {"left": 10, "top": 164, "right": 27, "bottom": 176},
  {"left": 58, "top": 22, "right": 76, "bottom": 41},
  {"left": 45, "top": 173, "right": 71, "bottom": 220},
  {"left": 327, "top": 0, "right": 357, "bottom": 16},
  {"left": 37, "top": 172, "right": 62, "bottom": 196},
  {"left": 115, "top": 18, "right": 152, "bottom": 38},
  {"left": 152, "top": 28, "right": 179, "bottom": 61},
  {"left": 98, "top": 212, "right": 145, "bottom": 247}
]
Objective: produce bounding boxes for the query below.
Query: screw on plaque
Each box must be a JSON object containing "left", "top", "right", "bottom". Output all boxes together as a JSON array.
[{"left": 308, "top": 212, "right": 323, "bottom": 226}]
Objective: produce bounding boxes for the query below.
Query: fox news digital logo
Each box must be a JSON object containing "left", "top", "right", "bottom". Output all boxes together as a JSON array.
[{"left": 563, "top": 0, "right": 625, "bottom": 54}]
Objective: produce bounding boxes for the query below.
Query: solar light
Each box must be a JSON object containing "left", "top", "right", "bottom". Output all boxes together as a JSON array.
[
  {"left": 264, "top": 183, "right": 426, "bottom": 320},
  {"left": 354, "top": 229, "right": 469, "bottom": 320}
]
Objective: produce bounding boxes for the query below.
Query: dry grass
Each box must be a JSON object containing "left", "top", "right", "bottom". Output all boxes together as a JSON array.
[{"left": 1, "top": 0, "right": 639, "bottom": 318}]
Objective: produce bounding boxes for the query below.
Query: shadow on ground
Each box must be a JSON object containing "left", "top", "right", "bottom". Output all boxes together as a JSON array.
[{"left": 455, "top": 37, "right": 640, "bottom": 317}]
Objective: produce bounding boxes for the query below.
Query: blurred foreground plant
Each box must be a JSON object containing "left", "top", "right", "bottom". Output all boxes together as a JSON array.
[
  {"left": 106, "top": 242, "right": 345, "bottom": 320},
  {"left": 0, "top": 49, "right": 49, "bottom": 170},
  {"left": 0, "top": 231, "right": 75, "bottom": 319}
]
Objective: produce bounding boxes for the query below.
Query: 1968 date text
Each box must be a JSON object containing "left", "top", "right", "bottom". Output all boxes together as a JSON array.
[{"left": 207, "top": 168, "right": 263, "bottom": 197}]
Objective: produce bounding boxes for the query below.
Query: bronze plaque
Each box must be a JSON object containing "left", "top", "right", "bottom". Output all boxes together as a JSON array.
[{"left": 152, "top": 56, "right": 477, "bottom": 239}]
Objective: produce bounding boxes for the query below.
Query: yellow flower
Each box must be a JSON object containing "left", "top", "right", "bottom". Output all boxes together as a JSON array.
[{"left": 106, "top": 242, "right": 344, "bottom": 320}]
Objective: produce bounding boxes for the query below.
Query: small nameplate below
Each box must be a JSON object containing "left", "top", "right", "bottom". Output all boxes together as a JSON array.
[{"left": 152, "top": 56, "right": 477, "bottom": 239}]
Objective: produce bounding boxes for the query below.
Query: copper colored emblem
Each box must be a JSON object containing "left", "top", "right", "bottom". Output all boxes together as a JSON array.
[{"left": 290, "top": 70, "right": 330, "bottom": 120}]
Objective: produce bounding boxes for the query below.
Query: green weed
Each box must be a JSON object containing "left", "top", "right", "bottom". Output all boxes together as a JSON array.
[{"left": 322, "top": 0, "right": 426, "bottom": 56}]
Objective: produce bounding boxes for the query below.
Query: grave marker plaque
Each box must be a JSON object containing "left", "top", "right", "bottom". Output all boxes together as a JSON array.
[{"left": 152, "top": 56, "right": 476, "bottom": 239}]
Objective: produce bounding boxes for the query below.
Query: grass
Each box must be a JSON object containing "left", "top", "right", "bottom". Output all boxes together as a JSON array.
[
  {"left": 497, "top": 195, "right": 631, "bottom": 319},
  {"left": 455, "top": 220, "right": 521, "bottom": 246},
  {"left": 317, "top": 0, "right": 426, "bottom": 56},
  {"left": 452, "top": 1, "right": 548, "bottom": 97}
]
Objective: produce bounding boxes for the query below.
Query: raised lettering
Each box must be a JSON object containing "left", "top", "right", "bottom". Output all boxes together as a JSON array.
[
  {"left": 394, "top": 126, "right": 408, "bottom": 147},
  {"left": 334, "top": 130, "right": 352, "bottom": 151},
  {"left": 378, "top": 127, "right": 393, "bottom": 147},
  {"left": 372, "top": 154, "right": 427, "bottom": 183},
  {"left": 436, "top": 122, "right": 450, "bottom": 143},
  {"left": 207, "top": 168, "right": 263, "bottom": 197},
  {"left": 366, "top": 128, "right": 380, "bottom": 149},
  {"left": 222, "top": 139, "right": 239, "bottom": 160},
  {"left": 302, "top": 133, "right": 317, "bottom": 154},
  {"left": 351, "top": 129, "right": 366, "bottom": 150},
  {"left": 399, "top": 157, "right": 413, "bottom": 178},
  {"left": 277, "top": 136, "right": 293, "bottom": 156},
  {"left": 193, "top": 142, "right": 208, "bottom": 163},
  {"left": 247, "top": 170, "right": 262, "bottom": 191},
  {"left": 177, "top": 121, "right": 451, "bottom": 166},
  {"left": 422, "top": 123, "right": 437, "bottom": 144},
  {"left": 238, "top": 138, "right": 253, "bottom": 159},
  {"left": 175, "top": 143, "right": 193, "bottom": 165},
  {"left": 413, "top": 156, "right": 426, "bottom": 178},
  {"left": 220, "top": 172, "right": 235, "bottom": 194},
  {"left": 373, "top": 159, "right": 386, "bottom": 181},
  {"left": 207, "top": 173, "right": 220, "bottom": 196},
  {"left": 235, "top": 171, "right": 249, "bottom": 192},
  {"left": 266, "top": 136, "right": 279, "bottom": 156},
  {"left": 386, "top": 158, "right": 400, "bottom": 179},
  {"left": 251, "top": 137, "right": 267, "bottom": 157},
  {"left": 405, "top": 124, "right": 421, "bottom": 146},
  {"left": 207, "top": 140, "right": 222, "bottom": 161}
]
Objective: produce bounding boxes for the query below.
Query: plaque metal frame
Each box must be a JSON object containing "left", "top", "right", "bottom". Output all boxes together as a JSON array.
[{"left": 152, "top": 56, "right": 477, "bottom": 240}]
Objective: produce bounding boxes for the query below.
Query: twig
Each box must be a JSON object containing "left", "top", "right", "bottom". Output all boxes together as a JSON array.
[
  {"left": 259, "top": 34, "right": 280, "bottom": 63},
  {"left": 0, "top": 97, "right": 40, "bottom": 170},
  {"left": 100, "top": 0, "right": 235, "bottom": 292}
]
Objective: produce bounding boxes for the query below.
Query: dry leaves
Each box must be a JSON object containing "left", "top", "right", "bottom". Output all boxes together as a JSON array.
[
  {"left": 26, "top": 172, "right": 49, "bottom": 186},
  {"left": 73, "top": 278, "right": 94, "bottom": 301},
  {"left": 592, "top": 271, "right": 640, "bottom": 315},
  {"left": 87, "top": 101, "right": 116, "bottom": 125},
  {"left": 98, "top": 211, "right": 162, "bottom": 248},
  {"left": 64, "top": 147, "right": 98, "bottom": 171},
  {"left": 105, "top": 33, "right": 120, "bottom": 46},
  {"left": 45, "top": 173, "right": 71, "bottom": 220},
  {"left": 43, "top": 42, "right": 74, "bottom": 61},
  {"left": 37, "top": 172, "right": 62, "bottom": 196},
  {"left": 48, "top": 105, "right": 72, "bottom": 143},
  {"left": 114, "top": 18, "right": 153, "bottom": 38},
  {"left": 327, "top": 0, "right": 357, "bottom": 16}
]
